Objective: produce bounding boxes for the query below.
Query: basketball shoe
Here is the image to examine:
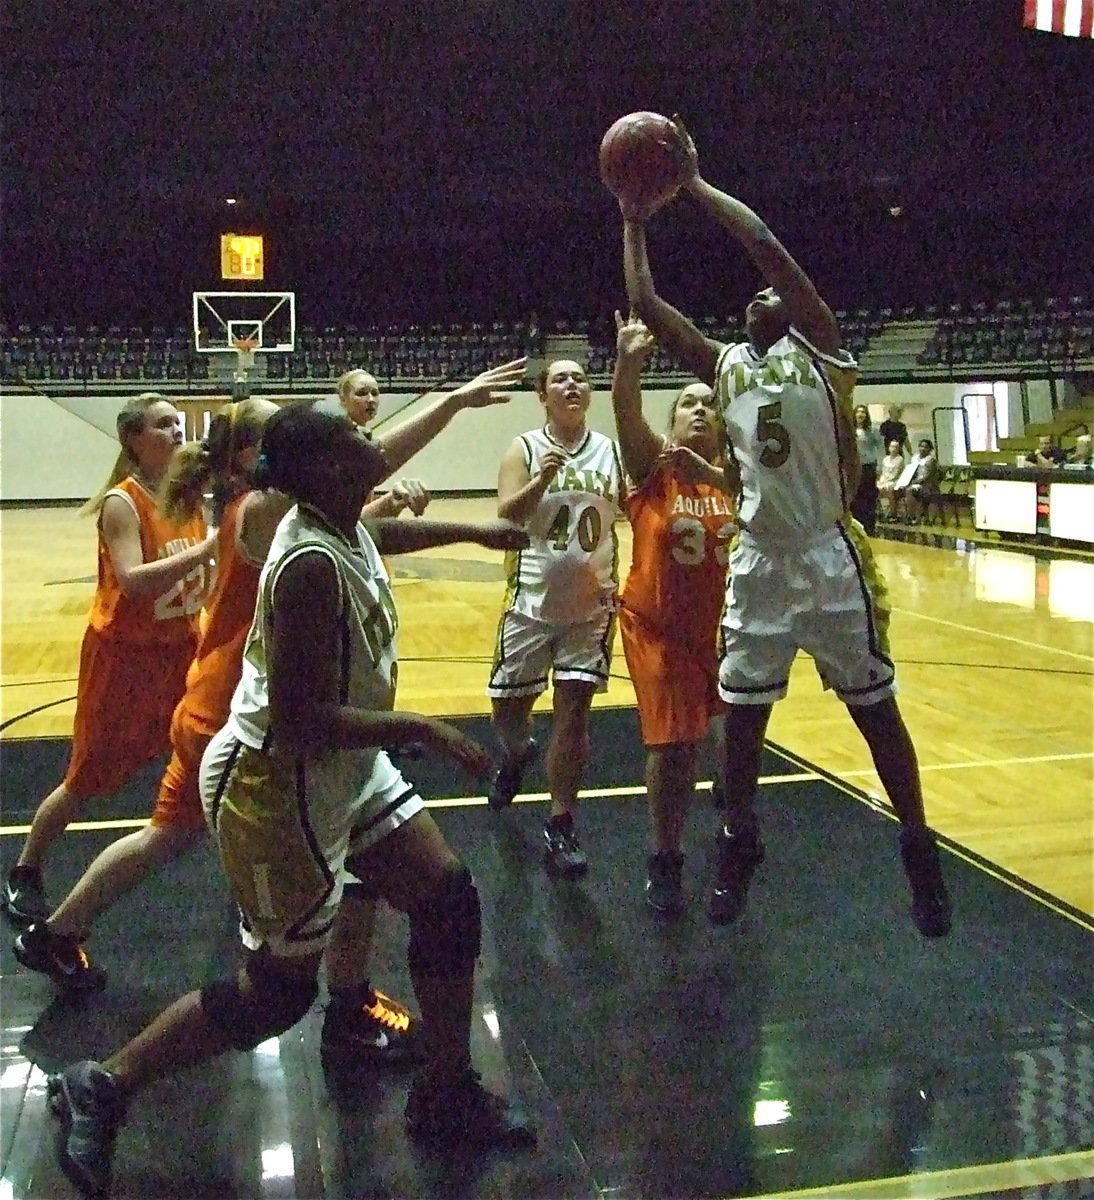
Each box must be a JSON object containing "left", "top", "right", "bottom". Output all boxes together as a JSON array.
[
  {"left": 543, "top": 813, "right": 588, "bottom": 876},
  {"left": 48, "top": 1061, "right": 125, "bottom": 1199},
  {"left": 14, "top": 922, "right": 107, "bottom": 992},
  {"left": 3, "top": 865, "right": 50, "bottom": 926},
  {"left": 406, "top": 1068, "right": 536, "bottom": 1152},
  {"left": 645, "top": 851, "right": 685, "bottom": 914},
  {"left": 487, "top": 738, "right": 537, "bottom": 810},
  {"left": 708, "top": 822, "right": 766, "bottom": 924},
  {"left": 321, "top": 988, "right": 422, "bottom": 1067},
  {"left": 899, "top": 826, "right": 952, "bottom": 937}
]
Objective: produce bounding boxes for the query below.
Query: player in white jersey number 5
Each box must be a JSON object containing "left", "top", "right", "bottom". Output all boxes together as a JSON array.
[{"left": 620, "top": 118, "right": 951, "bottom": 938}]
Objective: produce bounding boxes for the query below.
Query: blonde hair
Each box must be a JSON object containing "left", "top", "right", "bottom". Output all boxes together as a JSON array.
[
  {"left": 160, "top": 398, "right": 275, "bottom": 523},
  {"left": 80, "top": 393, "right": 173, "bottom": 516},
  {"left": 336, "top": 369, "right": 377, "bottom": 406}
]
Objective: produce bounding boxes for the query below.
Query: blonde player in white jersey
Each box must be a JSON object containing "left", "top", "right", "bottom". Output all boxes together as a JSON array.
[
  {"left": 620, "top": 119, "right": 951, "bottom": 939},
  {"left": 487, "top": 359, "right": 625, "bottom": 876}
]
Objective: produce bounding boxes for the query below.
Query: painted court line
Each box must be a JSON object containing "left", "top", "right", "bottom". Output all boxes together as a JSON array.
[
  {"left": 840, "top": 750, "right": 1092, "bottom": 778},
  {"left": 896, "top": 606, "right": 1094, "bottom": 662},
  {"left": 0, "top": 770, "right": 820, "bottom": 834},
  {"left": 742, "top": 1147, "right": 1094, "bottom": 1199}
]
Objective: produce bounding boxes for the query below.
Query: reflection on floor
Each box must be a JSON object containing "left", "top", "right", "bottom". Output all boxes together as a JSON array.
[{"left": 2, "top": 710, "right": 1092, "bottom": 1199}]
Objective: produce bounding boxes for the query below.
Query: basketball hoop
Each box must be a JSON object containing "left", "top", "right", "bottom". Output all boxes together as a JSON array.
[{"left": 231, "top": 335, "right": 259, "bottom": 371}]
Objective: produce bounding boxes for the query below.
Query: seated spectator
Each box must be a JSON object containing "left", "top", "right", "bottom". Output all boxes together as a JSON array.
[
  {"left": 1065, "top": 434, "right": 1092, "bottom": 469},
  {"left": 876, "top": 439, "right": 906, "bottom": 521},
  {"left": 1024, "top": 435, "right": 1067, "bottom": 469},
  {"left": 899, "top": 439, "right": 941, "bottom": 524}
]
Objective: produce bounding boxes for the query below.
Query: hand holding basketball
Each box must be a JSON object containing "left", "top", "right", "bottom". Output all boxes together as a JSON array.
[{"left": 599, "top": 111, "right": 694, "bottom": 218}]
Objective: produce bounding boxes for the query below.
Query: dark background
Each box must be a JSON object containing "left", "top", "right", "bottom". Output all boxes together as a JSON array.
[{"left": 2, "top": 0, "right": 1092, "bottom": 328}]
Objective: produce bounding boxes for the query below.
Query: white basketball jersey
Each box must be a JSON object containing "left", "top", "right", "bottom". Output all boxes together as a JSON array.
[
  {"left": 504, "top": 427, "right": 624, "bottom": 624},
  {"left": 714, "top": 328, "right": 858, "bottom": 541},
  {"left": 228, "top": 503, "right": 398, "bottom": 762}
]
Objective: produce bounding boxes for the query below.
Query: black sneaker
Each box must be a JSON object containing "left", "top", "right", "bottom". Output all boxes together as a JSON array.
[
  {"left": 3, "top": 864, "right": 50, "bottom": 926},
  {"left": 543, "top": 816, "right": 588, "bottom": 877},
  {"left": 14, "top": 922, "right": 107, "bottom": 993},
  {"left": 899, "top": 826, "right": 952, "bottom": 938},
  {"left": 487, "top": 738, "right": 537, "bottom": 809},
  {"left": 646, "top": 851, "right": 685, "bottom": 914},
  {"left": 708, "top": 824, "right": 766, "bottom": 925},
  {"left": 47, "top": 1061, "right": 125, "bottom": 1199},
  {"left": 321, "top": 989, "right": 422, "bottom": 1068},
  {"left": 406, "top": 1069, "right": 536, "bottom": 1152}
]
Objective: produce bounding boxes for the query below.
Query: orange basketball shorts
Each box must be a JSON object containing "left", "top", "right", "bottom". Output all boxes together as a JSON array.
[
  {"left": 64, "top": 626, "right": 196, "bottom": 798},
  {"left": 149, "top": 702, "right": 214, "bottom": 830},
  {"left": 619, "top": 606, "right": 722, "bottom": 748}
]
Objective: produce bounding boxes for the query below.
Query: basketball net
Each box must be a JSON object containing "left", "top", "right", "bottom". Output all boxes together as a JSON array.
[{"left": 231, "top": 335, "right": 259, "bottom": 372}]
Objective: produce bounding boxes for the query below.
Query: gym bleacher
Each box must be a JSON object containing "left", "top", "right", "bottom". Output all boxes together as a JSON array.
[{"left": 2, "top": 295, "right": 1091, "bottom": 391}]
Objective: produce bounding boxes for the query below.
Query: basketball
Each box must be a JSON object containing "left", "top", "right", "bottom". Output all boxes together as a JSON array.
[{"left": 598, "top": 111, "right": 690, "bottom": 208}]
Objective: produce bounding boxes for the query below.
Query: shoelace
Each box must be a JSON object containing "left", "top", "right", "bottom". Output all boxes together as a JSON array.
[{"left": 366, "top": 992, "right": 411, "bottom": 1033}]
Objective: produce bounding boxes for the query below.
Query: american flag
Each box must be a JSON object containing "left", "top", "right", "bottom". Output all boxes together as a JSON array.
[{"left": 1023, "top": 0, "right": 1094, "bottom": 36}]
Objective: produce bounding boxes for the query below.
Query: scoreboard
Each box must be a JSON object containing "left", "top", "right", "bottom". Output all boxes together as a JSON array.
[{"left": 220, "top": 234, "right": 264, "bottom": 281}]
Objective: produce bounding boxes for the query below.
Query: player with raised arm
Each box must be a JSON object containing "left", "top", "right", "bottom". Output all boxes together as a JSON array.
[
  {"left": 612, "top": 310, "right": 734, "bottom": 913},
  {"left": 619, "top": 120, "right": 950, "bottom": 937}
]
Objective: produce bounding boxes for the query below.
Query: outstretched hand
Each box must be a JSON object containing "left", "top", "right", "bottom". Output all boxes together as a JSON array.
[
  {"left": 450, "top": 357, "right": 528, "bottom": 409},
  {"left": 614, "top": 309, "right": 656, "bottom": 363},
  {"left": 390, "top": 478, "right": 430, "bottom": 516}
]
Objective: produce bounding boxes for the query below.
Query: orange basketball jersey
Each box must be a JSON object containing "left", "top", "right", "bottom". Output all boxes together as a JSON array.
[
  {"left": 177, "top": 491, "right": 263, "bottom": 735},
  {"left": 88, "top": 476, "right": 207, "bottom": 644},
  {"left": 621, "top": 463, "right": 735, "bottom": 656}
]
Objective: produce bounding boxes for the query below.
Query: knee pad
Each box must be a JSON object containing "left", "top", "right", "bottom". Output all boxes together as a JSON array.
[
  {"left": 200, "top": 957, "right": 318, "bottom": 1051},
  {"left": 407, "top": 862, "right": 481, "bottom": 979}
]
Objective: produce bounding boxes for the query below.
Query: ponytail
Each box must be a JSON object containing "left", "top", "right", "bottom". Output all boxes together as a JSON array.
[{"left": 160, "top": 398, "right": 277, "bottom": 523}]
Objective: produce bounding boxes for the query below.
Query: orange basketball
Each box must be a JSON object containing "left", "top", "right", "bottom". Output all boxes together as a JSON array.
[{"left": 598, "top": 112, "right": 689, "bottom": 208}]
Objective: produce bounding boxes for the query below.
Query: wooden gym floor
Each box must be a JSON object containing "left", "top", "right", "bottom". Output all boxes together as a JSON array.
[{"left": 1, "top": 499, "right": 1092, "bottom": 1199}]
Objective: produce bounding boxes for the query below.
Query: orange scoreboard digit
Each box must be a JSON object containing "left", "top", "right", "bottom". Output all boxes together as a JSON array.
[{"left": 220, "top": 234, "right": 265, "bottom": 281}]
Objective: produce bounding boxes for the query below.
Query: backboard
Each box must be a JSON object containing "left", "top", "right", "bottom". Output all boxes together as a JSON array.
[{"left": 192, "top": 291, "right": 296, "bottom": 354}]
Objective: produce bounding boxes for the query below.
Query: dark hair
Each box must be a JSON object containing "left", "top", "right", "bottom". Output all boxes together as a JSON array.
[
  {"left": 253, "top": 402, "right": 385, "bottom": 504},
  {"left": 535, "top": 359, "right": 586, "bottom": 396},
  {"left": 919, "top": 438, "right": 934, "bottom": 451}
]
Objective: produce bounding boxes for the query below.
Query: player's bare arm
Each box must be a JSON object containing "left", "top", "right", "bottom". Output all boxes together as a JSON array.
[
  {"left": 621, "top": 219, "right": 722, "bottom": 385},
  {"left": 611, "top": 309, "right": 663, "bottom": 485},
  {"left": 670, "top": 116, "right": 840, "bottom": 355},
  {"left": 497, "top": 438, "right": 563, "bottom": 525},
  {"left": 101, "top": 494, "right": 217, "bottom": 599},
  {"left": 375, "top": 358, "right": 526, "bottom": 477},
  {"left": 366, "top": 517, "right": 528, "bottom": 556}
]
